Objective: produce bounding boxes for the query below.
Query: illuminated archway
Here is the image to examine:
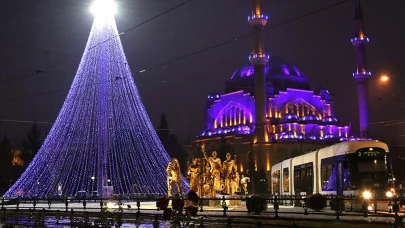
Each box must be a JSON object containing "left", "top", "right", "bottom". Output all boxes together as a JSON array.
[{"left": 214, "top": 101, "right": 253, "bottom": 128}]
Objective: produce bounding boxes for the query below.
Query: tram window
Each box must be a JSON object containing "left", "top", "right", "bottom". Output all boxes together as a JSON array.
[
  {"left": 272, "top": 170, "right": 280, "bottom": 194},
  {"left": 294, "top": 162, "right": 313, "bottom": 194},
  {"left": 321, "top": 164, "right": 333, "bottom": 191},
  {"left": 357, "top": 160, "right": 386, "bottom": 172},
  {"left": 294, "top": 168, "right": 300, "bottom": 193},
  {"left": 283, "top": 168, "right": 289, "bottom": 192},
  {"left": 343, "top": 168, "right": 350, "bottom": 190}
]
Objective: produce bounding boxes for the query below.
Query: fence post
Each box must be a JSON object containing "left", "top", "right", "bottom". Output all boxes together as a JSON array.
[
  {"left": 199, "top": 197, "right": 204, "bottom": 212},
  {"left": 362, "top": 200, "right": 368, "bottom": 217},
  {"left": 33, "top": 198, "right": 37, "bottom": 211},
  {"left": 198, "top": 216, "right": 205, "bottom": 228},
  {"left": 28, "top": 208, "right": 32, "bottom": 222},
  {"left": 16, "top": 198, "right": 20, "bottom": 212},
  {"left": 373, "top": 197, "right": 377, "bottom": 214},
  {"left": 56, "top": 210, "right": 60, "bottom": 225},
  {"left": 2, "top": 207, "right": 5, "bottom": 221},
  {"left": 388, "top": 199, "right": 392, "bottom": 213},
  {"left": 350, "top": 194, "right": 353, "bottom": 212},
  {"left": 227, "top": 217, "right": 232, "bottom": 227},
  {"left": 65, "top": 197, "right": 68, "bottom": 212},
  {"left": 392, "top": 198, "right": 400, "bottom": 217},
  {"left": 153, "top": 214, "right": 160, "bottom": 228},
  {"left": 137, "top": 198, "right": 141, "bottom": 213},
  {"left": 274, "top": 195, "right": 279, "bottom": 219},
  {"left": 100, "top": 199, "right": 104, "bottom": 212},
  {"left": 335, "top": 196, "right": 340, "bottom": 220},
  {"left": 222, "top": 196, "right": 228, "bottom": 217},
  {"left": 302, "top": 197, "right": 308, "bottom": 215}
]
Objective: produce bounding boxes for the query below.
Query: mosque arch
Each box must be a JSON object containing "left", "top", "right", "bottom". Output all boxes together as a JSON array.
[
  {"left": 281, "top": 99, "right": 320, "bottom": 117},
  {"left": 215, "top": 101, "right": 253, "bottom": 128}
]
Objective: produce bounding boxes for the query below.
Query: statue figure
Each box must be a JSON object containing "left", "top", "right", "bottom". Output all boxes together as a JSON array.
[
  {"left": 240, "top": 175, "right": 250, "bottom": 194},
  {"left": 167, "top": 158, "right": 182, "bottom": 197},
  {"left": 187, "top": 158, "right": 200, "bottom": 193},
  {"left": 202, "top": 176, "right": 215, "bottom": 197},
  {"left": 201, "top": 143, "right": 222, "bottom": 192},
  {"left": 231, "top": 172, "right": 240, "bottom": 194},
  {"left": 222, "top": 153, "right": 237, "bottom": 194}
]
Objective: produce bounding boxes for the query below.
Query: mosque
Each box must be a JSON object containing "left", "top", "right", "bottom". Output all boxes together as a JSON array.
[{"left": 189, "top": 0, "right": 370, "bottom": 193}]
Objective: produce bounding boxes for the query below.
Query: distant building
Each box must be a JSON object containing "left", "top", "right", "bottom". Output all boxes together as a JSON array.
[{"left": 12, "top": 149, "right": 25, "bottom": 167}]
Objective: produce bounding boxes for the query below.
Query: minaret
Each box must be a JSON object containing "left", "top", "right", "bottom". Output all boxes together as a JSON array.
[
  {"left": 248, "top": 0, "right": 270, "bottom": 194},
  {"left": 351, "top": 0, "right": 370, "bottom": 138},
  {"left": 249, "top": 0, "right": 269, "bottom": 143}
]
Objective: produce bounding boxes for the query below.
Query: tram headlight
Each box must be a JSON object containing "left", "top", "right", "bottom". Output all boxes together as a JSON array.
[
  {"left": 362, "top": 191, "right": 372, "bottom": 199},
  {"left": 386, "top": 191, "right": 393, "bottom": 198}
]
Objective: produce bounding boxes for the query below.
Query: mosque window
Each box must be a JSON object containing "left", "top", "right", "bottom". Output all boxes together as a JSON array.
[
  {"left": 293, "top": 66, "right": 302, "bottom": 76},
  {"left": 282, "top": 65, "right": 290, "bottom": 75}
]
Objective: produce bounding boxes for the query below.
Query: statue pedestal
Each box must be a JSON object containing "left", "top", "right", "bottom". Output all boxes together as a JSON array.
[
  {"left": 185, "top": 198, "right": 242, "bottom": 207},
  {"left": 226, "top": 199, "right": 242, "bottom": 206}
]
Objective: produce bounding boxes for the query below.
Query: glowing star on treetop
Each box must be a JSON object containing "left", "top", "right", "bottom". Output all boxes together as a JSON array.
[{"left": 90, "top": 0, "right": 117, "bottom": 16}]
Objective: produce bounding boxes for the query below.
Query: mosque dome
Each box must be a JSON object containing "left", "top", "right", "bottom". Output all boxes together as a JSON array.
[
  {"left": 300, "top": 114, "right": 320, "bottom": 123},
  {"left": 322, "top": 116, "right": 338, "bottom": 124},
  {"left": 225, "top": 56, "right": 311, "bottom": 94},
  {"left": 280, "top": 113, "right": 300, "bottom": 123}
]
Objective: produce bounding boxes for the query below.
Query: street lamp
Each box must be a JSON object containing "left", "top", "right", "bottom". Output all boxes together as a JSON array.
[
  {"left": 380, "top": 75, "right": 389, "bottom": 82},
  {"left": 90, "top": 0, "right": 117, "bottom": 16}
]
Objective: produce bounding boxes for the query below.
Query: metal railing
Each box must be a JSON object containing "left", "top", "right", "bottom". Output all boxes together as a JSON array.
[{"left": 0, "top": 194, "right": 403, "bottom": 227}]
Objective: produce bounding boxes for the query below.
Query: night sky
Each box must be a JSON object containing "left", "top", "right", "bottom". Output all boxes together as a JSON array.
[{"left": 0, "top": 0, "right": 405, "bottom": 146}]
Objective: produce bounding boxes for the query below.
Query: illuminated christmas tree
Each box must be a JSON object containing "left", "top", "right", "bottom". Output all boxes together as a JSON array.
[{"left": 4, "top": 0, "right": 189, "bottom": 197}]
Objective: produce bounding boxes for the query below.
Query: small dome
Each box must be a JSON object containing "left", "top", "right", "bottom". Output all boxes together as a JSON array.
[
  {"left": 281, "top": 113, "right": 300, "bottom": 123},
  {"left": 206, "top": 92, "right": 221, "bottom": 106},
  {"left": 207, "top": 92, "right": 220, "bottom": 99},
  {"left": 225, "top": 57, "right": 311, "bottom": 94},
  {"left": 322, "top": 116, "right": 338, "bottom": 124},
  {"left": 279, "top": 132, "right": 298, "bottom": 139},
  {"left": 309, "top": 135, "right": 323, "bottom": 140},
  {"left": 314, "top": 88, "right": 332, "bottom": 101},
  {"left": 201, "top": 130, "right": 214, "bottom": 137},
  {"left": 300, "top": 114, "right": 320, "bottom": 123},
  {"left": 324, "top": 134, "right": 336, "bottom": 139}
]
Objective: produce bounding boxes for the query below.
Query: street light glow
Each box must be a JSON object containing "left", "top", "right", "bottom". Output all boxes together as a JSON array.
[
  {"left": 90, "top": 0, "right": 117, "bottom": 16},
  {"left": 380, "top": 75, "right": 389, "bottom": 82}
]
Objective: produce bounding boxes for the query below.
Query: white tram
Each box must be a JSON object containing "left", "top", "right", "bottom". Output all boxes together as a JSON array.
[{"left": 270, "top": 140, "right": 395, "bottom": 199}]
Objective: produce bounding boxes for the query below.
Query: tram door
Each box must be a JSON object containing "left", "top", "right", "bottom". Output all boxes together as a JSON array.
[{"left": 336, "top": 162, "right": 344, "bottom": 196}]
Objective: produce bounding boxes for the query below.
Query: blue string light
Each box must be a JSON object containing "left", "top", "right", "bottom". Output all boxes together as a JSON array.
[{"left": 4, "top": 10, "right": 189, "bottom": 197}]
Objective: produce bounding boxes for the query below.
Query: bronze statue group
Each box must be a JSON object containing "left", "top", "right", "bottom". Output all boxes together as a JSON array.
[{"left": 167, "top": 143, "right": 249, "bottom": 197}]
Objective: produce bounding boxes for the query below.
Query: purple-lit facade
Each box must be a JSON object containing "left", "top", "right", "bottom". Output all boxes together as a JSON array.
[
  {"left": 201, "top": 61, "right": 351, "bottom": 142},
  {"left": 189, "top": 0, "right": 374, "bottom": 193}
]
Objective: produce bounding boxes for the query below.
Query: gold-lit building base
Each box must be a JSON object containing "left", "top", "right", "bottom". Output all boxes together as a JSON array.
[{"left": 188, "top": 134, "right": 341, "bottom": 193}]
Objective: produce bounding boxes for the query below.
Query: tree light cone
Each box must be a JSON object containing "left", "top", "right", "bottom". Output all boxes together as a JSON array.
[{"left": 4, "top": 11, "right": 189, "bottom": 197}]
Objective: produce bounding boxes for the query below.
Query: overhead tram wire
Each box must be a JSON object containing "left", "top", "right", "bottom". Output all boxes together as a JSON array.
[
  {"left": 29, "top": 0, "right": 195, "bottom": 78},
  {"left": 1, "top": 44, "right": 74, "bottom": 57},
  {"left": 0, "top": 119, "right": 202, "bottom": 132},
  {"left": 0, "top": 0, "right": 194, "bottom": 84},
  {"left": 133, "top": 0, "right": 350, "bottom": 75},
  {"left": 0, "top": 0, "right": 349, "bottom": 103}
]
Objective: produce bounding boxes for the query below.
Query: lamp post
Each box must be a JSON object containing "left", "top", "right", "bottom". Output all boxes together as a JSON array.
[
  {"left": 91, "top": 176, "right": 96, "bottom": 197},
  {"left": 373, "top": 75, "right": 405, "bottom": 107}
]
